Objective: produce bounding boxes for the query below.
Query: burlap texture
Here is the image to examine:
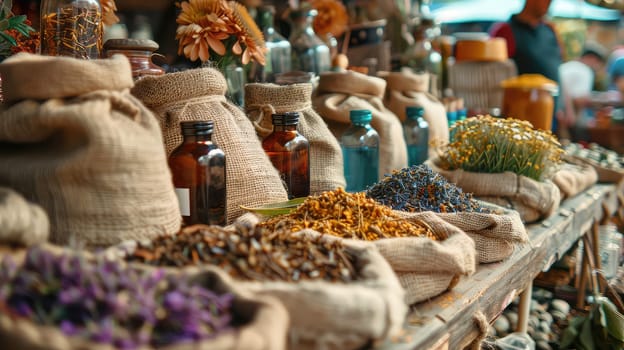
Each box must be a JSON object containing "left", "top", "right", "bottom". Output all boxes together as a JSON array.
[
  {"left": 553, "top": 160, "right": 598, "bottom": 200},
  {"left": 112, "top": 227, "right": 407, "bottom": 350},
  {"left": 0, "top": 247, "right": 289, "bottom": 350},
  {"left": 374, "top": 211, "right": 476, "bottom": 304},
  {"left": 0, "top": 188, "right": 49, "bottom": 247},
  {"left": 378, "top": 70, "right": 449, "bottom": 158},
  {"left": 434, "top": 203, "right": 528, "bottom": 263},
  {"left": 0, "top": 53, "right": 181, "bottom": 247},
  {"left": 132, "top": 68, "right": 288, "bottom": 223},
  {"left": 313, "top": 70, "right": 408, "bottom": 178},
  {"left": 428, "top": 160, "right": 561, "bottom": 224},
  {"left": 245, "top": 83, "right": 346, "bottom": 194}
]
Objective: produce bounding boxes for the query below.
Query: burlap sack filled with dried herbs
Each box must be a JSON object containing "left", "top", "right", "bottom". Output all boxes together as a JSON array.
[
  {"left": 378, "top": 70, "right": 449, "bottom": 157},
  {"left": 257, "top": 188, "right": 476, "bottom": 305},
  {"left": 245, "top": 83, "right": 346, "bottom": 194},
  {"left": 132, "top": 68, "right": 288, "bottom": 223},
  {"left": 0, "top": 187, "right": 49, "bottom": 247},
  {"left": 367, "top": 166, "right": 528, "bottom": 264},
  {"left": 432, "top": 116, "right": 564, "bottom": 224},
  {"left": 0, "top": 245, "right": 289, "bottom": 350},
  {"left": 0, "top": 53, "right": 181, "bottom": 247},
  {"left": 111, "top": 223, "right": 407, "bottom": 350},
  {"left": 313, "top": 70, "right": 408, "bottom": 178}
]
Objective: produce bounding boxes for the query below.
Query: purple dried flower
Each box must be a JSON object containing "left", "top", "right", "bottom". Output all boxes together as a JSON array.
[{"left": 60, "top": 320, "right": 79, "bottom": 336}]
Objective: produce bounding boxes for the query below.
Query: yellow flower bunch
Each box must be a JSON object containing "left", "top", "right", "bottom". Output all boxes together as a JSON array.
[
  {"left": 176, "top": 0, "right": 265, "bottom": 65},
  {"left": 439, "top": 115, "right": 564, "bottom": 181}
]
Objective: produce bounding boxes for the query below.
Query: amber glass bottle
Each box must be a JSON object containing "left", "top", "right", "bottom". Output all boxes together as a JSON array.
[
  {"left": 168, "top": 121, "right": 226, "bottom": 226},
  {"left": 262, "top": 112, "right": 310, "bottom": 199}
]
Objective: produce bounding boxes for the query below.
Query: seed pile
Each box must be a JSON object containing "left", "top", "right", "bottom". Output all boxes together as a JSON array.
[
  {"left": 259, "top": 188, "right": 443, "bottom": 240},
  {"left": 127, "top": 224, "right": 358, "bottom": 283},
  {"left": 366, "top": 165, "right": 490, "bottom": 213},
  {"left": 0, "top": 247, "right": 233, "bottom": 349}
]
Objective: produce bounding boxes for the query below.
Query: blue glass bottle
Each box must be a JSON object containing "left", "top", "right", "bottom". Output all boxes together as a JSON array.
[
  {"left": 403, "top": 106, "right": 429, "bottom": 166},
  {"left": 341, "top": 110, "right": 379, "bottom": 192}
]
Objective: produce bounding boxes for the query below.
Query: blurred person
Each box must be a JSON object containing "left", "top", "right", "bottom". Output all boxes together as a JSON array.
[
  {"left": 580, "top": 41, "right": 608, "bottom": 92},
  {"left": 490, "top": 0, "right": 564, "bottom": 134}
]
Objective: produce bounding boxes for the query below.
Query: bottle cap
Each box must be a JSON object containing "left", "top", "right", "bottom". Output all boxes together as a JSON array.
[
  {"left": 180, "top": 121, "right": 214, "bottom": 136},
  {"left": 406, "top": 106, "right": 425, "bottom": 120},
  {"left": 272, "top": 112, "right": 300, "bottom": 126},
  {"left": 349, "top": 109, "right": 372, "bottom": 124}
]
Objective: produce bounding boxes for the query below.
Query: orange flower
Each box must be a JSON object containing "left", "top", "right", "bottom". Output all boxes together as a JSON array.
[
  {"left": 175, "top": 0, "right": 265, "bottom": 65},
  {"left": 101, "top": 0, "right": 119, "bottom": 26},
  {"left": 311, "top": 0, "right": 348, "bottom": 38}
]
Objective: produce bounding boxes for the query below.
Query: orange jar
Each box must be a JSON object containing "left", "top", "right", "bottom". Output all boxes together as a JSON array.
[{"left": 501, "top": 74, "right": 558, "bottom": 131}]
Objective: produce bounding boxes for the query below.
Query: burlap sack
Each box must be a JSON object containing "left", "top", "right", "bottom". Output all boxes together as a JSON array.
[
  {"left": 428, "top": 160, "right": 561, "bottom": 224},
  {"left": 553, "top": 160, "right": 598, "bottom": 199},
  {"left": 132, "top": 68, "right": 288, "bottom": 223},
  {"left": 245, "top": 83, "right": 346, "bottom": 194},
  {"left": 434, "top": 203, "right": 528, "bottom": 264},
  {"left": 0, "top": 53, "right": 181, "bottom": 247},
  {"left": 111, "top": 226, "right": 407, "bottom": 350},
  {"left": 313, "top": 70, "right": 408, "bottom": 178},
  {"left": 0, "top": 187, "right": 49, "bottom": 247},
  {"left": 375, "top": 211, "right": 477, "bottom": 304},
  {"left": 378, "top": 70, "right": 449, "bottom": 157},
  {"left": 0, "top": 246, "right": 289, "bottom": 350}
]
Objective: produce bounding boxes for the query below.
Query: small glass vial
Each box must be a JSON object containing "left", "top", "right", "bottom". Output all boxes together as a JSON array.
[
  {"left": 341, "top": 110, "right": 380, "bottom": 192},
  {"left": 289, "top": 8, "right": 331, "bottom": 75},
  {"left": 40, "top": 0, "right": 103, "bottom": 59},
  {"left": 255, "top": 5, "right": 292, "bottom": 82},
  {"left": 104, "top": 38, "right": 165, "bottom": 80},
  {"left": 168, "top": 121, "right": 226, "bottom": 226},
  {"left": 262, "top": 112, "right": 310, "bottom": 199},
  {"left": 403, "top": 106, "right": 429, "bottom": 166}
]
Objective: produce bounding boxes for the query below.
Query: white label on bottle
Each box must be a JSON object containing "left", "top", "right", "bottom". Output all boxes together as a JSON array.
[{"left": 175, "top": 188, "right": 190, "bottom": 216}]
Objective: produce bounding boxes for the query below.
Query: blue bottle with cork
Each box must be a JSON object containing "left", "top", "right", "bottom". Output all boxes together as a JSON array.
[{"left": 340, "top": 110, "right": 379, "bottom": 192}]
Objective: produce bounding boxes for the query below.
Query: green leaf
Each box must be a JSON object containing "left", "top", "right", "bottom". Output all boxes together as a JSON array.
[
  {"left": 240, "top": 197, "right": 307, "bottom": 216},
  {"left": 601, "top": 299, "right": 624, "bottom": 342},
  {"left": 561, "top": 315, "right": 585, "bottom": 348},
  {"left": 0, "top": 0, "right": 12, "bottom": 19},
  {"left": 0, "top": 31, "right": 16, "bottom": 47},
  {"left": 579, "top": 314, "right": 596, "bottom": 350}
]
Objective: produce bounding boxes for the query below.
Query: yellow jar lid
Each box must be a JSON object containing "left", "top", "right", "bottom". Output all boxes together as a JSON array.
[{"left": 501, "top": 74, "right": 558, "bottom": 93}]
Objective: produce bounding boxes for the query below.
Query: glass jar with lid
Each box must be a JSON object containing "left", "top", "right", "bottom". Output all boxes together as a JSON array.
[
  {"left": 104, "top": 38, "right": 164, "bottom": 80},
  {"left": 501, "top": 74, "right": 559, "bottom": 131},
  {"left": 289, "top": 8, "right": 331, "bottom": 76},
  {"left": 40, "top": 0, "right": 103, "bottom": 59}
]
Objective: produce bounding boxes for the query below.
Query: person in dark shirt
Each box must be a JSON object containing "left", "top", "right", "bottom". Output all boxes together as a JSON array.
[{"left": 490, "top": 0, "right": 563, "bottom": 133}]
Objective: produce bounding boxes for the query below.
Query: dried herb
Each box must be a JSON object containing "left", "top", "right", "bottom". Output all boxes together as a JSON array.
[
  {"left": 41, "top": 5, "right": 103, "bottom": 59},
  {"left": 366, "top": 165, "right": 489, "bottom": 213},
  {"left": 439, "top": 115, "right": 563, "bottom": 181},
  {"left": 259, "top": 188, "right": 443, "bottom": 240},
  {"left": 0, "top": 247, "right": 233, "bottom": 349},
  {"left": 126, "top": 224, "right": 358, "bottom": 283}
]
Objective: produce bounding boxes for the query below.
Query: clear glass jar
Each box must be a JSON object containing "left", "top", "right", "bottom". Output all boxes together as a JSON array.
[
  {"left": 401, "top": 19, "right": 442, "bottom": 90},
  {"left": 168, "top": 121, "right": 227, "bottom": 226},
  {"left": 341, "top": 110, "right": 379, "bottom": 192},
  {"left": 103, "top": 38, "right": 164, "bottom": 80},
  {"left": 289, "top": 8, "right": 331, "bottom": 75},
  {"left": 40, "top": 0, "right": 103, "bottom": 59},
  {"left": 262, "top": 112, "right": 310, "bottom": 199},
  {"left": 255, "top": 5, "right": 291, "bottom": 83},
  {"left": 403, "top": 106, "right": 429, "bottom": 166}
]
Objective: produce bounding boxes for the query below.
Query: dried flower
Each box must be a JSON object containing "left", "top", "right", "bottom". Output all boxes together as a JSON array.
[
  {"left": 438, "top": 115, "right": 564, "bottom": 181},
  {"left": 101, "top": 0, "right": 119, "bottom": 26},
  {"left": 0, "top": 246, "right": 234, "bottom": 349},
  {"left": 175, "top": 0, "right": 265, "bottom": 66},
  {"left": 310, "top": 0, "right": 348, "bottom": 38}
]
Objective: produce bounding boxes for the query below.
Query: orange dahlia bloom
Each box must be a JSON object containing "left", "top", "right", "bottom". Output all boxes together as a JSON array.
[
  {"left": 175, "top": 0, "right": 265, "bottom": 65},
  {"left": 101, "top": 0, "right": 119, "bottom": 25}
]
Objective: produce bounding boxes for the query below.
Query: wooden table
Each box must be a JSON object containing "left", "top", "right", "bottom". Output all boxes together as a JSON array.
[{"left": 378, "top": 184, "right": 619, "bottom": 350}]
